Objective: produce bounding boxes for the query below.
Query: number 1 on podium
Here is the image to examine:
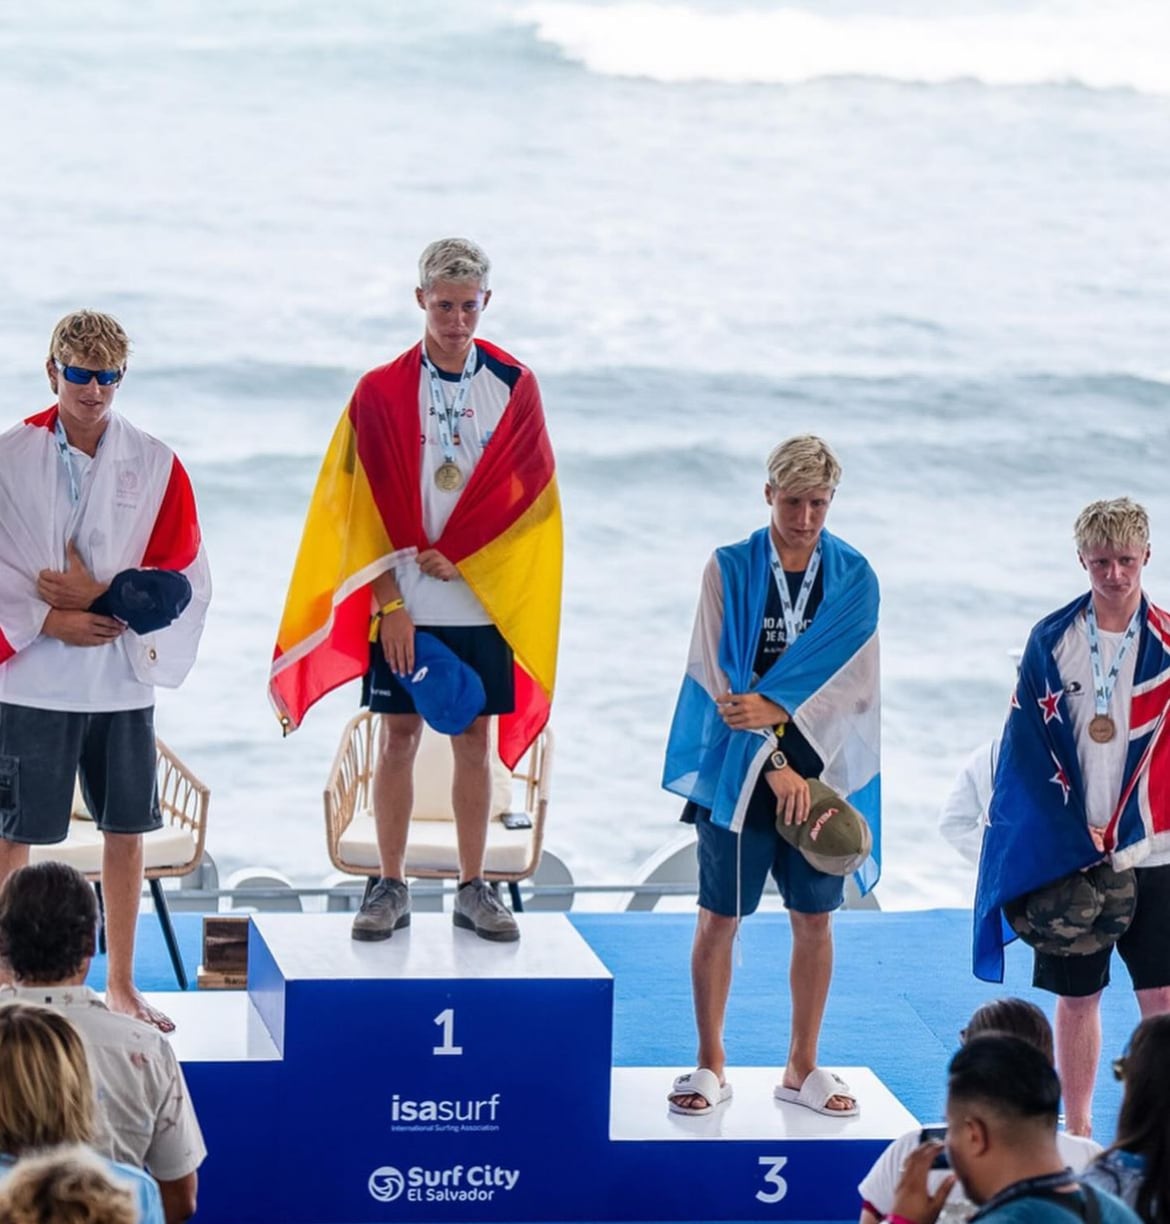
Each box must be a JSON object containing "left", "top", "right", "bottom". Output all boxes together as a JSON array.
[{"left": 433, "top": 1008, "right": 463, "bottom": 1056}]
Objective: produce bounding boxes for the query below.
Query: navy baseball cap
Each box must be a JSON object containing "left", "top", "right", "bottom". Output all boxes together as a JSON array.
[
  {"left": 89, "top": 568, "right": 192, "bottom": 635},
  {"left": 408, "top": 632, "right": 487, "bottom": 735}
]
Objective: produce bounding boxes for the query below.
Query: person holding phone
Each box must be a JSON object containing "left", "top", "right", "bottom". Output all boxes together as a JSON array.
[{"left": 858, "top": 999, "right": 1100, "bottom": 1223}]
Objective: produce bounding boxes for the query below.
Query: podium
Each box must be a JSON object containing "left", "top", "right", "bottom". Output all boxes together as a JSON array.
[{"left": 167, "top": 914, "right": 918, "bottom": 1223}]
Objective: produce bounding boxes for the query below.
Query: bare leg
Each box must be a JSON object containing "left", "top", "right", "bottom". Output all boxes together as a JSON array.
[
  {"left": 372, "top": 714, "right": 423, "bottom": 880},
  {"left": 1136, "top": 985, "right": 1170, "bottom": 1018},
  {"left": 0, "top": 840, "right": 31, "bottom": 985},
  {"left": 450, "top": 717, "right": 492, "bottom": 882},
  {"left": 1056, "top": 991, "right": 1102, "bottom": 1137},
  {"left": 102, "top": 831, "right": 173, "bottom": 1032},
  {"left": 781, "top": 910, "right": 853, "bottom": 1111},
  {"left": 670, "top": 907, "right": 737, "bottom": 1110}
]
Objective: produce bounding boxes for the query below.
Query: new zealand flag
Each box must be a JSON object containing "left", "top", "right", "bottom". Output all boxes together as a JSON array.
[{"left": 973, "top": 593, "right": 1170, "bottom": 982}]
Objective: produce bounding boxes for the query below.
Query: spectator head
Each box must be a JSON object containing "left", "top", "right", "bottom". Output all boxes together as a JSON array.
[
  {"left": 0, "top": 863, "right": 97, "bottom": 986},
  {"left": 961, "top": 997, "right": 1055, "bottom": 1065},
  {"left": 1110, "top": 1013, "right": 1170, "bottom": 1223},
  {"left": 0, "top": 1145, "right": 135, "bottom": 1224},
  {"left": 944, "top": 1034, "right": 1061, "bottom": 1206},
  {"left": 0, "top": 1002, "right": 95, "bottom": 1155}
]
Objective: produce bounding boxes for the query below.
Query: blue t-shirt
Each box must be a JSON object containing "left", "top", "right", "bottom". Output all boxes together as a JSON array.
[
  {"left": 0, "top": 1150, "right": 164, "bottom": 1224},
  {"left": 976, "top": 1183, "right": 1140, "bottom": 1222}
]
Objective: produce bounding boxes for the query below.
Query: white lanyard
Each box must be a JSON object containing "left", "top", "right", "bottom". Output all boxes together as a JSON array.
[
  {"left": 54, "top": 416, "right": 81, "bottom": 505},
  {"left": 768, "top": 537, "right": 822, "bottom": 643},
  {"left": 422, "top": 344, "right": 477, "bottom": 464},
  {"left": 1086, "top": 602, "right": 1141, "bottom": 718}
]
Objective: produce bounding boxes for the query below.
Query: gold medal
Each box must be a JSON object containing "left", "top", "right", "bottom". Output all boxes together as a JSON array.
[
  {"left": 434, "top": 462, "right": 464, "bottom": 492},
  {"left": 1088, "top": 714, "right": 1116, "bottom": 743}
]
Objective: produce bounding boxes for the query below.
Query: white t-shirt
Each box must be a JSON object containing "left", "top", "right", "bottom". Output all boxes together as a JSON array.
[
  {"left": 394, "top": 347, "right": 513, "bottom": 626},
  {"left": 0, "top": 443, "right": 151, "bottom": 711},
  {"left": 858, "top": 1127, "right": 1100, "bottom": 1222},
  {"left": 1053, "top": 612, "right": 1170, "bottom": 867}
]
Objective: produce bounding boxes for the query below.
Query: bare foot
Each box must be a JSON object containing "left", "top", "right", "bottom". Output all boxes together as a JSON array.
[
  {"left": 781, "top": 1067, "right": 855, "bottom": 1112},
  {"left": 105, "top": 983, "right": 175, "bottom": 1033}
]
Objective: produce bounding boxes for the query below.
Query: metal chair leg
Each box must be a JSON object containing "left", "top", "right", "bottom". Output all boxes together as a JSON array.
[
  {"left": 149, "top": 878, "right": 188, "bottom": 991},
  {"left": 508, "top": 881, "right": 523, "bottom": 912},
  {"left": 94, "top": 881, "right": 107, "bottom": 954}
]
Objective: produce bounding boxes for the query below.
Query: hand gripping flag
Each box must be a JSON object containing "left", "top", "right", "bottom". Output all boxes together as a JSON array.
[
  {"left": 663, "top": 526, "right": 882, "bottom": 894},
  {"left": 0, "top": 407, "right": 210, "bottom": 687},
  {"left": 973, "top": 594, "right": 1170, "bottom": 982},
  {"left": 269, "top": 340, "right": 561, "bottom": 768}
]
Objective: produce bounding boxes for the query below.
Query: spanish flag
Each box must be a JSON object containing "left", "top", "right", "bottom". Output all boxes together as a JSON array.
[{"left": 269, "top": 340, "right": 561, "bottom": 768}]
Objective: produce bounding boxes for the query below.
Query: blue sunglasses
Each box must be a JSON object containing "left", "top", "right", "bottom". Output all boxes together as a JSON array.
[{"left": 54, "top": 359, "right": 123, "bottom": 387}]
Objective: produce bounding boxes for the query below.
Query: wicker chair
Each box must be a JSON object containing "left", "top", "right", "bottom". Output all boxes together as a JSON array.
[
  {"left": 29, "top": 738, "right": 209, "bottom": 989},
  {"left": 324, "top": 711, "right": 552, "bottom": 910}
]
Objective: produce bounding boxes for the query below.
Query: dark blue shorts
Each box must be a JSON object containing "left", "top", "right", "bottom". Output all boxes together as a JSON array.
[
  {"left": 695, "top": 776, "right": 844, "bottom": 917},
  {"left": 362, "top": 624, "right": 515, "bottom": 717},
  {"left": 0, "top": 703, "right": 162, "bottom": 843}
]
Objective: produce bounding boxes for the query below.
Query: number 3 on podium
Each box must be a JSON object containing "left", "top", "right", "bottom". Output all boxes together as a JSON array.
[{"left": 433, "top": 1008, "right": 463, "bottom": 1056}]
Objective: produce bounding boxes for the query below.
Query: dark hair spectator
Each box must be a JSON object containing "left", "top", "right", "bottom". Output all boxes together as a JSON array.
[
  {"left": 1082, "top": 1013, "right": 1170, "bottom": 1222},
  {"left": 962, "top": 997, "right": 1054, "bottom": 1065},
  {"left": 0, "top": 863, "right": 96, "bottom": 984},
  {"left": 947, "top": 1033, "right": 1062, "bottom": 1124}
]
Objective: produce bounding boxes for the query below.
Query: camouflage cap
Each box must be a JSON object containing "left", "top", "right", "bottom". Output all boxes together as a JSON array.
[
  {"left": 1004, "top": 863, "right": 1137, "bottom": 957},
  {"left": 775, "top": 778, "right": 872, "bottom": 877}
]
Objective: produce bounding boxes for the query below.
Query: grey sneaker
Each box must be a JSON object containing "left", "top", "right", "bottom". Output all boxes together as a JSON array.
[
  {"left": 351, "top": 877, "right": 411, "bottom": 942},
  {"left": 453, "top": 878, "right": 519, "bottom": 943}
]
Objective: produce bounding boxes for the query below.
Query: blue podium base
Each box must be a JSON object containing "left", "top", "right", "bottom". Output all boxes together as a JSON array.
[{"left": 159, "top": 914, "right": 918, "bottom": 1223}]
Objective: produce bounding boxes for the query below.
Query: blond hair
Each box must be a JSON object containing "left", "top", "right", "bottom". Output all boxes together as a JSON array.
[
  {"left": 418, "top": 238, "right": 491, "bottom": 291},
  {"left": 47, "top": 312, "right": 129, "bottom": 370},
  {"left": 0, "top": 1146, "right": 135, "bottom": 1224},
  {"left": 1074, "top": 498, "right": 1149, "bottom": 556},
  {"left": 0, "top": 1003, "right": 95, "bottom": 1154},
  {"left": 766, "top": 435, "right": 842, "bottom": 494}
]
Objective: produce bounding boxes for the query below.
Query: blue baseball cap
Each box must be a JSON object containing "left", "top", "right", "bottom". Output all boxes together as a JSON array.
[
  {"left": 408, "top": 632, "right": 487, "bottom": 735},
  {"left": 89, "top": 568, "right": 192, "bottom": 635}
]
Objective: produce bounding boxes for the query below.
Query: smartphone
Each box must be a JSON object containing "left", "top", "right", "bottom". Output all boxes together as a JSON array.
[
  {"left": 501, "top": 811, "right": 533, "bottom": 830},
  {"left": 919, "top": 1125, "right": 950, "bottom": 1169}
]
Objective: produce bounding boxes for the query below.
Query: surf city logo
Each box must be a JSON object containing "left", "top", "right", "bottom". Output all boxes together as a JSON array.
[
  {"left": 367, "top": 1163, "right": 520, "bottom": 1204},
  {"left": 390, "top": 1093, "right": 502, "bottom": 1134}
]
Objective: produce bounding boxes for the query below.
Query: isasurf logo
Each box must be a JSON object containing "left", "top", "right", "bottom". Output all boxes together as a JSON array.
[
  {"left": 368, "top": 1164, "right": 520, "bottom": 1204},
  {"left": 368, "top": 1167, "right": 405, "bottom": 1203}
]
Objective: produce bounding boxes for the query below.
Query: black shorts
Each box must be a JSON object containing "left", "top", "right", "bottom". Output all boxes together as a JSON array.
[
  {"left": 1033, "top": 863, "right": 1170, "bottom": 997},
  {"left": 362, "top": 624, "right": 514, "bottom": 718},
  {"left": 0, "top": 703, "right": 162, "bottom": 843}
]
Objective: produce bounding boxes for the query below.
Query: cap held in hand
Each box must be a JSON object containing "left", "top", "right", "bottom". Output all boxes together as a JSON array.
[
  {"left": 407, "top": 631, "right": 487, "bottom": 736},
  {"left": 89, "top": 568, "right": 192, "bottom": 635},
  {"left": 775, "top": 778, "right": 872, "bottom": 876},
  {"left": 1004, "top": 863, "right": 1136, "bottom": 957}
]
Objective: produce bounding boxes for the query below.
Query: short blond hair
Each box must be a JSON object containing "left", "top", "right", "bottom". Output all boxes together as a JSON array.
[
  {"left": 766, "top": 435, "right": 841, "bottom": 495},
  {"left": 418, "top": 238, "right": 491, "bottom": 291},
  {"left": 0, "top": 1146, "right": 136, "bottom": 1224},
  {"left": 1074, "top": 498, "right": 1149, "bottom": 556},
  {"left": 0, "top": 1003, "right": 95, "bottom": 1154},
  {"left": 47, "top": 312, "right": 129, "bottom": 369}
]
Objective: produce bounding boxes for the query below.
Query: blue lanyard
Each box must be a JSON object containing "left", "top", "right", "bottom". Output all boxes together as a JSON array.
[
  {"left": 1086, "top": 603, "right": 1141, "bottom": 718},
  {"left": 422, "top": 344, "right": 477, "bottom": 464},
  {"left": 768, "top": 537, "right": 821, "bottom": 643}
]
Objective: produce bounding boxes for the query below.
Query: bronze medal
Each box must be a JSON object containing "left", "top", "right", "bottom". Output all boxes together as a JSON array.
[
  {"left": 434, "top": 462, "right": 464, "bottom": 492},
  {"left": 1088, "top": 714, "right": 1116, "bottom": 744}
]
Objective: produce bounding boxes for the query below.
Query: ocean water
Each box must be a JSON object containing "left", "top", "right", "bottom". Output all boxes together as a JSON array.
[{"left": 2, "top": 0, "right": 1168, "bottom": 909}]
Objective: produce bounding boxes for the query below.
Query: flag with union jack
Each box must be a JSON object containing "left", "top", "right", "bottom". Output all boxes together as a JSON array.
[{"left": 973, "top": 592, "right": 1170, "bottom": 982}]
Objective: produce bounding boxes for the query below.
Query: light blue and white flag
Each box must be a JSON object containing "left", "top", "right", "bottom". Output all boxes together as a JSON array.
[{"left": 663, "top": 526, "right": 882, "bottom": 893}]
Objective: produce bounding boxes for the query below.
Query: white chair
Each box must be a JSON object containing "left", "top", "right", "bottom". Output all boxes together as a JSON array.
[
  {"left": 323, "top": 711, "right": 552, "bottom": 910},
  {"left": 29, "top": 739, "right": 209, "bottom": 989}
]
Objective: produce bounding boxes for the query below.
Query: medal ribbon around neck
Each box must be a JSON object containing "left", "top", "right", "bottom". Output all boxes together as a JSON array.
[
  {"left": 422, "top": 342, "right": 478, "bottom": 470},
  {"left": 768, "top": 536, "right": 822, "bottom": 644},
  {"left": 54, "top": 416, "right": 81, "bottom": 505},
  {"left": 1086, "top": 601, "right": 1141, "bottom": 722}
]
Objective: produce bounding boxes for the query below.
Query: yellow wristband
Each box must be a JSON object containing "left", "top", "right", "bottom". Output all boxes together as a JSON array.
[
  {"left": 774, "top": 722, "right": 785, "bottom": 739},
  {"left": 379, "top": 599, "right": 405, "bottom": 616}
]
